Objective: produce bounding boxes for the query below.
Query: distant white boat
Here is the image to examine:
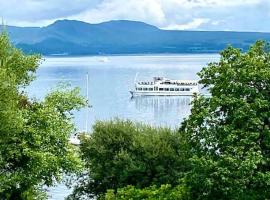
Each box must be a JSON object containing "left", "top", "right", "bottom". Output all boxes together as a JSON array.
[
  {"left": 98, "top": 57, "right": 109, "bottom": 62},
  {"left": 50, "top": 52, "right": 69, "bottom": 56},
  {"left": 130, "top": 76, "right": 199, "bottom": 97}
]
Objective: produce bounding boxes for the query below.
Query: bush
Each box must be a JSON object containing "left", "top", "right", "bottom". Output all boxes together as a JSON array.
[
  {"left": 105, "top": 184, "right": 190, "bottom": 200},
  {"left": 69, "top": 119, "right": 188, "bottom": 199}
]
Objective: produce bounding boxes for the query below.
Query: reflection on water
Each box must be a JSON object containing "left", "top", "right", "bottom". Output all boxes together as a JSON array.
[{"left": 130, "top": 96, "right": 192, "bottom": 128}]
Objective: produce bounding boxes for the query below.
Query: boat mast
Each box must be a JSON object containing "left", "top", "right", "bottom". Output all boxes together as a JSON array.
[
  {"left": 85, "top": 72, "right": 89, "bottom": 132},
  {"left": 134, "top": 72, "right": 139, "bottom": 84}
]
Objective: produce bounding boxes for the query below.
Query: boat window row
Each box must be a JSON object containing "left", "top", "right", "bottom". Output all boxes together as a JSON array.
[
  {"left": 136, "top": 87, "right": 191, "bottom": 91},
  {"left": 160, "top": 82, "right": 197, "bottom": 86},
  {"left": 159, "top": 88, "right": 190, "bottom": 91},
  {"left": 136, "top": 87, "right": 154, "bottom": 91}
]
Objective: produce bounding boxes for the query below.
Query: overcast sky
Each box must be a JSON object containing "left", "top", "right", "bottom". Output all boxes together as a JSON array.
[{"left": 1, "top": 0, "right": 270, "bottom": 32}]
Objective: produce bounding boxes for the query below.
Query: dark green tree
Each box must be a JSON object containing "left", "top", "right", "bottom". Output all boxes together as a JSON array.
[
  {"left": 181, "top": 41, "right": 270, "bottom": 199},
  {"left": 0, "top": 32, "right": 87, "bottom": 199},
  {"left": 105, "top": 184, "right": 189, "bottom": 200},
  {"left": 69, "top": 119, "right": 188, "bottom": 199}
]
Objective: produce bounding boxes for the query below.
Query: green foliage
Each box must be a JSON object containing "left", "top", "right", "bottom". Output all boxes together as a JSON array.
[
  {"left": 69, "top": 119, "right": 188, "bottom": 199},
  {"left": 105, "top": 184, "right": 189, "bottom": 200},
  {"left": 0, "top": 32, "right": 87, "bottom": 199},
  {"left": 181, "top": 41, "right": 270, "bottom": 199}
]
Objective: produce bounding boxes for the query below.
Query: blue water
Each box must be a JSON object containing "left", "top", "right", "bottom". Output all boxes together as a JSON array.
[{"left": 27, "top": 54, "right": 219, "bottom": 199}]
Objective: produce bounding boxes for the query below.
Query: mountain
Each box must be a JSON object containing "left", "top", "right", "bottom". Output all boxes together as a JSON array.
[{"left": 3, "top": 19, "right": 270, "bottom": 55}]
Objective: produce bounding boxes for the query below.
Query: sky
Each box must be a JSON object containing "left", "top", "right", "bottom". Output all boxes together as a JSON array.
[{"left": 1, "top": 0, "right": 270, "bottom": 32}]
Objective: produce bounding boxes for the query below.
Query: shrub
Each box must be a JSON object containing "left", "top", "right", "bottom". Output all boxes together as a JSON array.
[
  {"left": 105, "top": 184, "right": 189, "bottom": 200},
  {"left": 69, "top": 119, "right": 188, "bottom": 199}
]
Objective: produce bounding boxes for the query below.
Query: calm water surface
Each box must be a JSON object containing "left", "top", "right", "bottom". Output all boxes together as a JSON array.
[{"left": 27, "top": 54, "right": 219, "bottom": 199}]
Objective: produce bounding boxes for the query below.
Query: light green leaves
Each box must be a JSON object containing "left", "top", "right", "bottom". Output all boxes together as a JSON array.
[{"left": 0, "top": 32, "right": 86, "bottom": 199}]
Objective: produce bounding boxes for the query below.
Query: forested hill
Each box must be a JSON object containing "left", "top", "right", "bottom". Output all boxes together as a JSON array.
[{"left": 4, "top": 19, "right": 270, "bottom": 55}]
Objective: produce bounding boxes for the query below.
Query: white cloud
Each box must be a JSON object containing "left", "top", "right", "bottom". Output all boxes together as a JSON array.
[
  {"left": 70, "top": 0, "right": 270, "bottom": 32},
  {"left": 0, "top": 0, "right": 101, "bottom": 25},
  {"left": 71, "top": 0, "right": 167, "bottom": 26},
  {"left": 163, "top": 18, "right": 210, "bottom": 30},
  {"left": 1, "top": 0, "right": 270, "bottom": 32}
]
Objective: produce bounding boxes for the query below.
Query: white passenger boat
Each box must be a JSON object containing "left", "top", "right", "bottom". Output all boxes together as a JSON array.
[{"left": 130, "top": 77, "right": 199, "bottom": 97}]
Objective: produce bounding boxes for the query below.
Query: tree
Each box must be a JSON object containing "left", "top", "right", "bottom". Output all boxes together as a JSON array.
[
  {"left": 69, "top": 119, "right": 188, "bottom": 199},
  {"left": 105, "top": 184, "right": 189, "bottom": 200},
  {"left": 0, "top": 32, "right": 87, "bottom": 199},
  {"left": 180, "top": 41, "right": 270, "bottom": 199}
]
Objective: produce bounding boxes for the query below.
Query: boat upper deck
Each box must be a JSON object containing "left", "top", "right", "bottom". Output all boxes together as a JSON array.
[{"left": 136, "top": 77, "right": 198, "bottom": 86}]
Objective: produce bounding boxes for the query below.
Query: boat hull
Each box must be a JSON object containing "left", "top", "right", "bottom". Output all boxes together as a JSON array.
[{"left": 130, "top": 90, "right": 197, "bottom": 97}]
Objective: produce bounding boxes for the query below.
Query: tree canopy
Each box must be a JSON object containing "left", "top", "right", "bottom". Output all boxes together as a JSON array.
[
  {"left": 69, "top": 119, "right": 188, "bottom": 199},
  {"left": 105, "top": 184, "right": 189, "bottom": 200},
  {"left": 181, "top": 41, "right": 270, "bottom": 199},
  {"left": 0, "top": 32, "right": 86, "bottom": 199}
]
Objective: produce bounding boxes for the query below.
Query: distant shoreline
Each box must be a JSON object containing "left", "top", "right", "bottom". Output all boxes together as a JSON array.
[{"left": 44, "top": 52, "right": 220, "bottom": 58}]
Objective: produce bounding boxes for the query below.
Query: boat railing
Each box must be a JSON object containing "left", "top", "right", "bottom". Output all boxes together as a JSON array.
[
  {"left": 137, "top": 82, "right": 154, "bottom": 85},
  {"left": 136, "top": 79, "right": 198, "bottom": 86}
]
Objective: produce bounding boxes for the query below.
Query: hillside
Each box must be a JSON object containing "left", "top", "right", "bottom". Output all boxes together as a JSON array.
[{"left": 4, "top": 19, "right": 270, "bottom": 55}]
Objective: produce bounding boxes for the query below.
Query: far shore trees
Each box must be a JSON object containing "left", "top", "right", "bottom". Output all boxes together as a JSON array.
[{"left": 0, "top": 32, "right": 86, "bottom": 199}]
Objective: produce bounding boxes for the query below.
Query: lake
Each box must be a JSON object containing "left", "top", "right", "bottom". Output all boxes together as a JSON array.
[{"left": 27, "top": 54, "right": 219, "bottom": 199}]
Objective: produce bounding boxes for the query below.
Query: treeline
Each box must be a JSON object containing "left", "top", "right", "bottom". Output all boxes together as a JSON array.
[{"left": 1, "top": 31, "right": 270, "bottom": 199}]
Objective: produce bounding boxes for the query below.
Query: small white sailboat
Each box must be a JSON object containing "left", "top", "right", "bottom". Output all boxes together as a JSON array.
[
  {"left": 130, "top": 76, "right": 199, "bottom": 97},
  {"left": 69, "top": 73, "right": 90, "bottom": 146}
]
